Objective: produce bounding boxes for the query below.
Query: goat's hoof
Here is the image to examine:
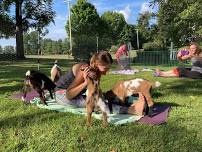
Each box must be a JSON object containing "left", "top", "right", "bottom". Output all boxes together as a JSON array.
[
  {"left": 42, "top": 101, "right": 48, "bottom": 106},
  {"left": 86, "top": 123, "right": 92, "bottom": 127},
  {"left": 103, "top": 122, "right": 108, "bottom": 128},
  {"left": 148, "top": 106, "right": 155, "bottom": 117},
  {"left": 21, "top": 96, "right": 25, "bottom": 101}
]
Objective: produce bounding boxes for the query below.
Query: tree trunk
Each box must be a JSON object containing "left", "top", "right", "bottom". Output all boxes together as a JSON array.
[{"left": 16, "top": 0, "right": 25, "bottom": 59}]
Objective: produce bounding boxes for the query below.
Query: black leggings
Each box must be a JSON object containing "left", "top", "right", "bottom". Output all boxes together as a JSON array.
[{"left": 177, "top": 67, "right": 202, "bottom": 79}]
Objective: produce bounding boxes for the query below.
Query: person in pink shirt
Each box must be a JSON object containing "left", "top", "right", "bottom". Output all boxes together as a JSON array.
[{"left": 115, "top": 43, "right": 129, "bottom": 69}]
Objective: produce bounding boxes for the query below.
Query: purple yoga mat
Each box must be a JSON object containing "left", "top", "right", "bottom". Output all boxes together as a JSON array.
[
  {"left": 11, "top": 90, "right": 39, "bottom": 102},
  {"left": 138, "top": 105, "right": 171, "bottom": 125}
]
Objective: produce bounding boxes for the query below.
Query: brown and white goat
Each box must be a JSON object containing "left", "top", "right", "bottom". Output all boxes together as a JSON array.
[
  {"left": 83, "top": 67, "right": 109, "bottom": 127},
  {"left": 22, "top": 70, "right": 56, "bottom": 105},
  {"left": 104, "top": 78, "right": 161, "bottom": 116}
]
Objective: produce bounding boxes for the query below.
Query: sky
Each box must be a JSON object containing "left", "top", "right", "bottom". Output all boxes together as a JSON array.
[{"left": 0, "top": 0, "right": 158, "bottom": 47}]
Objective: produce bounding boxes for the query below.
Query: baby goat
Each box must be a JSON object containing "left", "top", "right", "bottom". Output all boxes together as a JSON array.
[
  {"left": 51, "top": 60, "right": 62, "bottom": 83},
  {"left": 104, "top": 78, "right": 161, "bottom": 116},
  {"left": 22, "top": 70, "right": 56, "bottom": 105},
  {"left": 81, "top": 67, "right": 109, "bottom": 127}
]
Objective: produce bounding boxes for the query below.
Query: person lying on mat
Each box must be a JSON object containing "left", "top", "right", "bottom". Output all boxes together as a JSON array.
[
  {"left": 154, "top": 42, "right": 202, "bottom": 79},
  {"left": 53, "top": 50, "right": 147, "bottom": 115}
]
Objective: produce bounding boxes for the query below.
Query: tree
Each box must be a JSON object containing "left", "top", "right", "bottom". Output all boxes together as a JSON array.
[
  {"left": 42, "top": 38, "right": 53, "bottom": 54},
  {"left": 0, "top": 14, "right": 15, "bottom": 38},
  {"left": 119, "top": 24, "right": 138, "bottom": 49},
  {"left": 137, "top": 12, "right": 156, "bottom": 44},
  {"left": 0, "top": 46, "right": 3, "bottom": 54},
  {"left": 150, "top": 0, "right": 202, "bottom": 46},
  {"left": 61, "top": 38, "right": 70, "bottom": 54},
  {"left": 0, "top": 0, "right": 55, "bottom": 59},
  {"left": 67, "top": 0, "right": 101, "bottom": 36},
  {"left": 66, "top": 0, "right": 102, "bottom": 60},
  {"left": 101, "top": 11, "right": 127, "bottom": 45},
  {"left": 24, "top": 31, "right": 38, "bottom": 55}
]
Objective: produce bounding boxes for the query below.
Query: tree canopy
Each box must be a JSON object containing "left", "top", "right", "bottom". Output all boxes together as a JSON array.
[{"left": 0, "top": 0, "right": 55, "bottom": 59}]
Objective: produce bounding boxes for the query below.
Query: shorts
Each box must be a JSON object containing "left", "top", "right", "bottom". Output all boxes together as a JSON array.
[
  {"left": 174, "top": 67, "right": 202, "bottom": 79},
  {"left": 55, "top": 89, "right": 86, "bottom": 107}
]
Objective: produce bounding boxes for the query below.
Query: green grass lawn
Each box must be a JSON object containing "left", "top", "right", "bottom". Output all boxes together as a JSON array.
[{"left": 1, "top": 58, "right": 202, "bottom": 152}]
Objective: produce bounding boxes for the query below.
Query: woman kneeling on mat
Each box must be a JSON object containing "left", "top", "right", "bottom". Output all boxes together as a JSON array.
[
  {"left": 53, "top": 51, "right": 147, "bottom": 115},
  {"left": 154, "top": 42, "right": 202, "bottom": 79}
]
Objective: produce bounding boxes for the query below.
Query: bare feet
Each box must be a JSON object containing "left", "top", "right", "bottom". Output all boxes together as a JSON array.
[{"left": 153, "top": 69, "right": 161, "bottom": 77}]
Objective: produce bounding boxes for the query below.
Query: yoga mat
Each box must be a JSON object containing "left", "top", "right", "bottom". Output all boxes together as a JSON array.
[
  {"left": 11, "top": 92, "right": 170, "bottom": 125},
  {"left": 11, "top": 90, "right": 39, "bottom": 102},
  {"left": 111, "top": 69, "right": 139, "bottom": 75},
  {"left": 138, "top": 105, "right": 171, "bottom": 125},
  {"left": 30, "top": 97, "right": 143, "bottom": 125}
]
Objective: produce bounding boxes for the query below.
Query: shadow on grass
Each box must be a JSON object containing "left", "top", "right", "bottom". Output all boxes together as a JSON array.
[
  {"left": 167, "top": 79, "right": 202, "bottom": 96},
  {"left": 152, "top": 91, "right": 163, "bottom": 98},
  {"left": 156, "top": 101, "right": 180, "bottom": 107},
  {"left": 0, "top": 58, "right": 76, "bottom": 82},
  {"left": 0, "top": 109, "right": 67, "bottom": 128},
  {"left": 0, "top": 85, "right": 22, "bottom": 95},
  {"left": 81, "top": 119, "right": 202, "bottom": 152}
]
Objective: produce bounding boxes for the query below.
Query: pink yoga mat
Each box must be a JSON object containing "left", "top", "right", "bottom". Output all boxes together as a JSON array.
[{"left": 11, "top": 90, "right": 39, "bottom": 102}]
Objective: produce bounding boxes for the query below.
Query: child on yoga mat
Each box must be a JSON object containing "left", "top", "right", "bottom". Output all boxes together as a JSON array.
[
  {"left": 53, "top": 51, "right": 147, "bottom": 115},
  {"left": 154, "top": 42, "right": 202, "bottom": 79}
]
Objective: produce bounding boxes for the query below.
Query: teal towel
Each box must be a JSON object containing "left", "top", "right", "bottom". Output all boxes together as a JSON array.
[{"left": 31, "top": 97, "right": 142, "bottom": 125}]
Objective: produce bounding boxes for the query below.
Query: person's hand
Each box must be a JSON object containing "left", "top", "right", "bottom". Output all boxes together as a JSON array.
[
  {"left": 177, "top": 51, "right": 182, "bottom": 59},
  {"left": 82, "top": 66, "right": 98, "bottom": 84},
  {"left": 82, "top": 66, "right": 91, "bottom": 85}
]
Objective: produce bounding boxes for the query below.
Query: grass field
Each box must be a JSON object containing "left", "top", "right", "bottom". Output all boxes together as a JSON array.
[{"left": 0, "top": 58, "right": 202, "bottom": 152}]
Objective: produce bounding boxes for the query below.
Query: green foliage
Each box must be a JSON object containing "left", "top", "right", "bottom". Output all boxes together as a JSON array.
[
  {"left": 136, "top": 12, "right": 157, "bottom": 48},
  {"left": 0, "top": 0, "right": 55, "bottom": 59},
  {"left": 24, "top": 31, "right": 39, "bottom": 55},
  {"left": 41, "top": 39, "right": 70, "bottom": 55},
  {"left": 98, "top": 36, "right": 113, "bottom": 51},
  {"left": 143, "top": 40, "right": 166, "bottom": 51},
  {"left": 101, "top": 11, "right": 127, "bottom": 44},
  {"left": 155, "top": 0, "right": 202, "bottom": 46},
  {"left": 72, "top": 34, "right": 97, "bottom": 61},
  {"left": 0, "top": 14, "right": 15, "bottom": 38},
  {"left": 66, "top": 0, "right": 101, "bottom": 60},
  {"left": 24, "top": 31, "right": 70, "bottom": 55},
  {"left": 0, "top": 45, "right": 3, "bottom": 53},
  {"left": 67, "top": 0, "right": 101, "bottom": 36},
  {"left": 3, "top": 45, "right": 15, "bottom": 53}
]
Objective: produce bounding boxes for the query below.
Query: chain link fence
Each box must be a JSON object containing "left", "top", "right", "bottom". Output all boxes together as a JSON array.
[{"left": 0, "top": 45, "right": 16, "bottom": 61}]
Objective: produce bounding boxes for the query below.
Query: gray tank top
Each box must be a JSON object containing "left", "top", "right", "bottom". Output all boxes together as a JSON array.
[
  {"left": 56, "top": 70, "right": 86, "bottom": 97},
  {"left": 191, "top": 57, "right": 202, "bottom": 73}
]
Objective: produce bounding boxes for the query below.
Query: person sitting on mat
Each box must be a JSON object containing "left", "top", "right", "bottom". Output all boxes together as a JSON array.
[
  {"left": 53, "top": 51, "right": 147, "bottom": 115},
  {"left": 154, "top": 42, "right": 202, "bottom": 79}
]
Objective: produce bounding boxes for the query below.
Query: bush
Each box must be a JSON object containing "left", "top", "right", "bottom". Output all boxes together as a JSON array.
[{"left": 143, "top": 41, "right": 166, "bottom": 51}]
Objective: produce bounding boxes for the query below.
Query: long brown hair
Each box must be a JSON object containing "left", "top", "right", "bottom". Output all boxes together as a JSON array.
[
  {"left": 190, "top": 42, "right": 202, "bottom": 55},
  {"left": 90, "top": 51, "right": 113, "bottom": 68}
]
